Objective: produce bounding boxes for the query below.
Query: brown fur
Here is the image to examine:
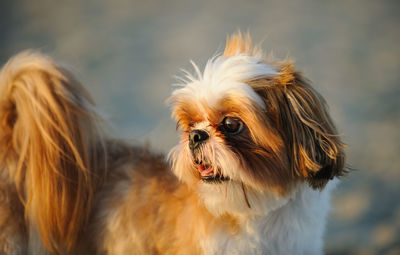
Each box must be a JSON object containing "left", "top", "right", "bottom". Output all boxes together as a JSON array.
[
  {"left": 0, "top": 172, "right": 27, "bottom": 254},
  {"left": 224, "top": 33, "right": 346, "bottom": 189},
  {"left": 0, "top": 32, "right": 346, "bottom": 254},
  {"left": 93, "top": 148, "right": 239, "bottom": 255},
  {"left": 171, "top": 95, "right": 293, "bottom": 194},
  {"left": 0, "top": 51, "right": 242, "bottom": 254},
  {"left": 170, "top": 33, "right": 345, "bottom": 197},
  {"left": 248, "top": 67, "right": 346, "bottom": 189},
  {"left": 0, "top": 52, "right": 107, "bottom": 253}
]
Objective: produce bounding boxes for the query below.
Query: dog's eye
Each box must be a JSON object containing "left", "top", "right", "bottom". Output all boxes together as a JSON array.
[{"left": 222, "top": 117, "right": 243, "bottom": 134}]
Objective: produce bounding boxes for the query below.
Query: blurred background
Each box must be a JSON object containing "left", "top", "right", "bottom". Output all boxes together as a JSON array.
[{"left": 1, "top": 0, "right": 399, "bottom": 254}]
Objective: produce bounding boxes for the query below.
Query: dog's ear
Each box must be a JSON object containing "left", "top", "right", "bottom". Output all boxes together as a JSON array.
[{"left": 261, "top": 63, "right": 346, "bottom": 189}]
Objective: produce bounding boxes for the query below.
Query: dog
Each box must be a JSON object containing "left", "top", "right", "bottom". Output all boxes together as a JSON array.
[{"left": 0, "top": 32, "right": 345, "bottom": 254}]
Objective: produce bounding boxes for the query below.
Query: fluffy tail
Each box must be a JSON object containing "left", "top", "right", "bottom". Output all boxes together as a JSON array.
[{"left": 0, "top": 51, "right": 106, "bottom": 253}]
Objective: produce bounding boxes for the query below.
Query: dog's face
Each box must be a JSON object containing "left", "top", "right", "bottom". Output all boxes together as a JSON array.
[{"left": 168, "top": 34, "right": 345, "bottom": 216}]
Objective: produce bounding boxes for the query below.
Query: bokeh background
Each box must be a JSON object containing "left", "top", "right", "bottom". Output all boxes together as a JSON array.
[{"left": 1, "top": 0, "right": 399, "bottom": 254}]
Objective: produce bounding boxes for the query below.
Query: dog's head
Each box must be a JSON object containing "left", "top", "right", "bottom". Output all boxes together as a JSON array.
[{"left": 168, "top": 33, "right": 345, "bottom": 216}]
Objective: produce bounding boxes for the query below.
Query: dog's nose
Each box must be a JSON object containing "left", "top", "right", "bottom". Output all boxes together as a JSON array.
[{"left": 189, "top": 129, "right": 209, "bottom": 150}]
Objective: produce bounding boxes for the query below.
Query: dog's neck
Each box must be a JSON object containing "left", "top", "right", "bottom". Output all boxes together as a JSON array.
[
  {"left": 196, "top": 181, "right": 296, "bottom": 218},
  {"left": 196, "top": 180, "right": 337, "bottom": 255}
]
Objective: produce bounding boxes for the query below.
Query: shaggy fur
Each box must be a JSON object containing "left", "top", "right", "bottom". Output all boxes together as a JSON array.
[{"left": 0, "top": 32, "right": 345, "bottom": 255}]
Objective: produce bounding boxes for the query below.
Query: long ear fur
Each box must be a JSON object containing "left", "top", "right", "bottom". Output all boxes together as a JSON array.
[
  {"left": 221, "top": 32, "right": 346, "bottom": 189},
  {"left": 252, "top": 63, "right": 346, "bottom": 189},
  {"left": 276, "top": 63, "right": 346, "bottom": 189},
  {"left": 0, "top": 51, "right": 106, "bottom": 253}
]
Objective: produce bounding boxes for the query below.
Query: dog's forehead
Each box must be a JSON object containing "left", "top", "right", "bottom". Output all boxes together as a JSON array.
[
  {"left": 171, "top": 55, "right": 279, "bottom": 111},
  {"left": 193, "top": 121, "right": 210, "bottom": 130},
  {"left": 186, "top": 81, "right": 264, "bottom": 111},
  {"left": 178, "top": 93, "right": 257, "bottom": 125}
]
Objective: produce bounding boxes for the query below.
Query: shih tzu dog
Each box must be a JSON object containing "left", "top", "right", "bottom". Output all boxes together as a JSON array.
[{"left": 0, "top": 32, "right": 345, "bottom": 255}]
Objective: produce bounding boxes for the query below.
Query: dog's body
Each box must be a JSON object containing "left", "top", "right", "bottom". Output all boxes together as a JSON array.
[
  {"left": 95, "top": 163, "right": 337, "bottom": 255},
  {"left": 0, "top": 33, "right": 345, "bottom": 255}
]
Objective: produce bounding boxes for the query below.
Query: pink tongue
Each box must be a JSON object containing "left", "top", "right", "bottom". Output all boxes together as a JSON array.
[{"left": 198, "top": 165, "right": 214, "bottom": 176}]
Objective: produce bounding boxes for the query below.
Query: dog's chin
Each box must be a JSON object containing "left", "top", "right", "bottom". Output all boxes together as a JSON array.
[
  {"left": 197, "top": 175, "right": 294, "bottom": 217},
  {"left": 189, "top": 160, "right": 295, "bottom": 217}
]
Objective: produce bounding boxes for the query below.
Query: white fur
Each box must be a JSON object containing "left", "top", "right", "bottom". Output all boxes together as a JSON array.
[
  {"left": 169, "top": 116, "right": 336, "bottom": 254},
  {"left": 172, "top": 55, "right": 278, "bottom": 109},
  {"left": 168, "top": 53, "right": 337, "bottom": 255},
  {"left": 197, "top": 181, "right": 292, "bottom": 217},
  {"left": 0, "top": 48, "right": 340, "bottom": 255},
  {"left": 169, "top": 119, "right": 258, "bottom": 191},
  {"left": 200, "top": 180, "right": 338, "bottom": 255}
]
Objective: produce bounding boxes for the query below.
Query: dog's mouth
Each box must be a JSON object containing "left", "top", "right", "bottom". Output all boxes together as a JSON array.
[{"left": 194, "top": 160, "right": 230, "bottom": 183}]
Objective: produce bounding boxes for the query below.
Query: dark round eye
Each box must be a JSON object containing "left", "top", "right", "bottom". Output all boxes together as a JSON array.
[{"left": 222, "top": 117, "right": 244, "bottom": 134}]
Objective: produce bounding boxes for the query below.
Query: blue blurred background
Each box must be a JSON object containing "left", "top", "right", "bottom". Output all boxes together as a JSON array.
[{"left": 1, "top": 0, "right": 399, "bottom": 254}]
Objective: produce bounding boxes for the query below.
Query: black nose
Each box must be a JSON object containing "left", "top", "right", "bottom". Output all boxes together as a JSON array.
[{"left": 189, "top": 129, "right": 209, "bottom": 150}]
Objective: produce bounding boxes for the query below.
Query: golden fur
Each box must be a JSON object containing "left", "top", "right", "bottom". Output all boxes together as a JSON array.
[
  {"left": 0, "top": 33, "right": 346, "bottom": 254},
  {"left": 223, "top": 31, "right": 262, "bottom": 57},
  {"left": 225, "top": 32, "right": 345, "bottom": 190},
  {"left": 0, "top": 52, "right": 107, "bottom": 253},
  {"left": 92, "top": 147, "right": 240, "bottom": 255}
]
